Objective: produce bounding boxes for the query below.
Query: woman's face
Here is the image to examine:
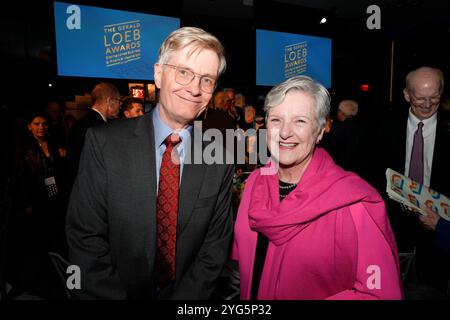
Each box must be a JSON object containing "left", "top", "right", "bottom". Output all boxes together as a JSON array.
[
  {"left": 28, "top": 116, "right": 48, "bottom": 139},
  {"left": 266, "top": 91, "right": 324, "bottom": 170}
]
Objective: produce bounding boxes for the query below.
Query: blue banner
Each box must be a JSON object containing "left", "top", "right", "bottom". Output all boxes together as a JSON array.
[
  {"left": 256, "top": 29, "right": 332, "bottom": 88},
  {"left": 54, "top": 2, "right": 179, "bottom": 80}
]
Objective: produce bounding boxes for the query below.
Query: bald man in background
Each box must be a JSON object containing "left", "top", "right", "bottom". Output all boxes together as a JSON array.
[
  {"left": 379, "top": 66, "right": 450, "bottom": 298},
  {"left": 67, "top": 82, "right": 122, "bottom": 191}
]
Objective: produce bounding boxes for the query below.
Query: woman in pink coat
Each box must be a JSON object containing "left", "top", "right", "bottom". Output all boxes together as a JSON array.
[{"left": 232, "top": 76, "right": 403, "bottom": 300}]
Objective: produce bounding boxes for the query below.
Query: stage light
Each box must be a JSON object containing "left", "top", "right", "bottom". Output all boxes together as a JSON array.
[{"left": 320, "top": 17, "right": 327, "bottom": 24}]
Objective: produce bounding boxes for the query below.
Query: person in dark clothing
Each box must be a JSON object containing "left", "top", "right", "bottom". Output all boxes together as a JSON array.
[
  {"left": 66, "top": 82, "right": 121, "bottom": 191},
  {"left": 376, "top": 66, "right": 450, "bottom": 298},
  {"left": 45, "top": 101, "right": 66, "bottom": 148},
  {"left": 9, "top": 112, "right": 68, "bottom": 298},
  {"left": 321, "top": 99, "right": 367, "bottom": 176},
  {"left": 419, "top": 207, "right": 450, "bottom": 254}
]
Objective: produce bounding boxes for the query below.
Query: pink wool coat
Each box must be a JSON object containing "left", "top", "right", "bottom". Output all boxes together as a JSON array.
[{"left": 232, "top": 148, "right": 403, "bottom": 300}]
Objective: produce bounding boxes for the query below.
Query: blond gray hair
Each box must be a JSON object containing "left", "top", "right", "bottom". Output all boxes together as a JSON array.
[
  {"left": 157, "top": 27, "right": 226, "bottom": 76},
  {"left": 338, "top": 100, "right": 359, "bottom": 117}
]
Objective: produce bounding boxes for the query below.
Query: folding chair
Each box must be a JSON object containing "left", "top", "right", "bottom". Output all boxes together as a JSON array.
[
  {"left": 48, "top": 251, "right": 71, "bottom": 300},
  {"left": 212, "top": 260, "right": 240, "bottom": 300},
  {"left": 399, "top": 247, "right": 417, "bottom": 283}
]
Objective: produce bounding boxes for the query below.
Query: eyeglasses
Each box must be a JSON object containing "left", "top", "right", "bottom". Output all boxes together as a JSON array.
[
  {"left": 410, "top": 94, "right": 441, "bottom": 106},
  {"left": 164, "top": 64, "right": 217, "bottom": 93}
]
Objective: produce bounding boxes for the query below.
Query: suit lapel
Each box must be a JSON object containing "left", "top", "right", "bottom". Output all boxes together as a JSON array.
[
  {"left": 431, "top": 115, "right": 440, "bottom": 186},
  {"left": 132, "top": 114, "right": 157, "bottom": 263},
  {"left": 177, "top": 138, "right": 207, "bottom": 237},
  {"left": 89, "top": 109, "right": 106, "bottom": 126},
  {"left": 394, "top": 111, "right": 408, "bottom": 173},
  {"left": 430, "top": 113, "right": 449, "bottom": 191}
]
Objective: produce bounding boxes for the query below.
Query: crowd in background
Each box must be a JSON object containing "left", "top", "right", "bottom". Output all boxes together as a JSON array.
[{"left": 2, "top": 69, "right": 450, "bottom": 300}]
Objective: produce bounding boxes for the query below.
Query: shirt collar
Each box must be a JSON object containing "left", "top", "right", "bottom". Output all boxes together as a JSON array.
[
  {"left": 408, "top": 107, "right": 437, "bottom": 128},
  {"left": 91, "top": 107, "right": 107, "bottom": 122},
  {"left": 152, "top": 104, "right": 192, "bottom": 148}
]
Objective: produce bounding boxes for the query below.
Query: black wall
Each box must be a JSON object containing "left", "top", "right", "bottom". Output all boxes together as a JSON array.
[{"left": 1, "top": 0, "right": 449, "bottom": 115}]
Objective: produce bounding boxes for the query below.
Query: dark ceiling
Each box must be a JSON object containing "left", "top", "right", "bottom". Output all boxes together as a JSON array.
[
  {"left": 1, "top": 0, "right": 449, "bottom": 110},
  {"left": 277, "top": 0, "right": 450, "bottom": 27}
]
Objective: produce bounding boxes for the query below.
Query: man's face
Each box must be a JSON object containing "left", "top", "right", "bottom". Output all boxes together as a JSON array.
[
  {"left": 124, "top": 102, "right": 144, "bottom": 118},
  {"left": 154, "top": 45, "right": 219, "bottom": 129},
  {"left": 224, "top": 90, "right": 235, "bottom": 111},
  {"left": 214, "top": 92, "right": 227, "bottom": 110},
  {"left": 337, "top": 110, "right": 347, "bottom": 122},
  {"left": 404, "top": 73, "right": 441, "bottom": 120},
  {"left": 225, "top": 89, "right": 235, "bottom": 103},
  {"left": 46, "top": 102, "right": 62, "bottom": 122},
  {"left": 235, "top": 95, "right": 245, "bottom": 108},
  {"left": 244, "top": 107, "right": 256, "bottom": 124}
]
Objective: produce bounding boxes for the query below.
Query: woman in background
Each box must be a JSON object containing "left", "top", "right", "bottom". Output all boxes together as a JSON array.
[{"left": 9, "top": 112, "right": 67, "bottom": 298}]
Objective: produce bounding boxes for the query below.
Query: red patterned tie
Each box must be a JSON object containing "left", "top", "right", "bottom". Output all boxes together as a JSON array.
[{"left": 156, "top": 133, "right": 181, "bottom": 288}]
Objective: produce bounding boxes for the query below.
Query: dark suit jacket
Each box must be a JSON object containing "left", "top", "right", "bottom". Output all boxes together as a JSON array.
[
  {"left": 379, "top": 106, "right": 450, "bottom": 293},
  {"left": 381, "top": 108, "right": 450, "bottom": 197},
  {"left": 435, "top": 219, "right": 450, "bottom": 254},
  {"left": 200, "top": 108, "right": 237, "bottom": 135},
  {"left": 321, "top": 117, "right": 368, "bottom": 177},
  {"left": 67, "top": 109, "right": 105, "bottom": 190},
  {"left": 66, "top": 112, "right": 234, "bottom": 299}
]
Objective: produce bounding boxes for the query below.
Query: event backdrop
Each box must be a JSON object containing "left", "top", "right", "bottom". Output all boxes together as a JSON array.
[
  {"left": 53, "top": 1, "right": 180, "bottom": 80},
  {"left": 256, "top": 29, "right": 332, "bottom": 88}
]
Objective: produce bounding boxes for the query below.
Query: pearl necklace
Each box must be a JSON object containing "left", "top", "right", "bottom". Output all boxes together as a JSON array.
[{"left": 279, "top": 182, "right": 298, "bottom": 189}]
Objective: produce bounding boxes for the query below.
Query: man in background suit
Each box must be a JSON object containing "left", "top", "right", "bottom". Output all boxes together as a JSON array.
[
  {"left": 66, "top": 27, "right": 234, "bottom": 299},
  {"left": 66, "top": 82, "right": 121, "bottom": 190},
  {"left": 120, "top": 97, "right": 145, "bottom": 119},
  {"left": 322, "top": 99, "right": 367, "bottom": 176},
  {"left": 380, "top": 66, "right": 450, "bottom": 297}
]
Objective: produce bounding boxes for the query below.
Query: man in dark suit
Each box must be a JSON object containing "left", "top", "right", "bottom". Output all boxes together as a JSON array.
[
  {"left": 380, "top": 66, "right": 450, "bottom": 297},
  {"left": 322, "top": 99, "right": 367, "bottom": 177},
  {"left": 66, "top": 82, "right": 121, "bottom": 190},
  {"left": 66, "top": 27, "right": 234, "bottom": 299},
  {"left": 45, "top": 100, "right": 66, "bottom": 147}
]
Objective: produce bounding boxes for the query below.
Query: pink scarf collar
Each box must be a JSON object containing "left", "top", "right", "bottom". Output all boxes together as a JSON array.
[{"left": 248, "top": 148, "right": 389, "bottom": 246}]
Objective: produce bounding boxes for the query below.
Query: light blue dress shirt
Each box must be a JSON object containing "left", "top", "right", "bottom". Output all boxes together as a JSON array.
[{"left": 152, "top": 104, "right": 192, "bottom": 191}]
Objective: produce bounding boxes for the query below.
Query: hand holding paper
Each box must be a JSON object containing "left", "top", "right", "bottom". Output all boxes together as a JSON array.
[
  {"left": 385, "top": 168, "right": 450, "bottom": 221},
  {"left": 418, "top": 207, "right": 441, "bottom": 231}
]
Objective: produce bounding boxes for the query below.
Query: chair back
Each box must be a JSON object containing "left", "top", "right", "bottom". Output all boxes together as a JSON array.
[
  {"left": 48, "top": 251, "right": 71, "bottom": 299},
  {"left": 399, "top": 247, "right": 417, "bottom": 283}
]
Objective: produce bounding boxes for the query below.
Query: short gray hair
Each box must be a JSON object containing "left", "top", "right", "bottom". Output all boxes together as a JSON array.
[
  {"left": 264, "top": 76, "right": 331, "bottom": 132},
  {"left": 91, "top": 82, "right": 120, "bottom": 105},
  {"left": 157, "top": 27, "right": 226, "bottom": 76},
  {"left": 338, "top": 100, "right": 359, "bottom": 117}
]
